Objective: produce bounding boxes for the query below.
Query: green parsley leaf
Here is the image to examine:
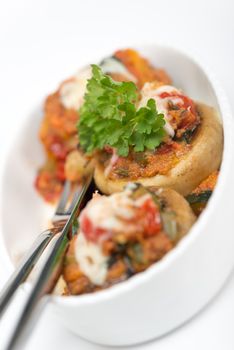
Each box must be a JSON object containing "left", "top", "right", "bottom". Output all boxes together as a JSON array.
[{"left": 78, "top": 65, "right": 166, "bottom": 156}]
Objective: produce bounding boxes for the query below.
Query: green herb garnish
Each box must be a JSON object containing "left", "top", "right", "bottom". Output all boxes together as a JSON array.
[{"left": 78, "top": 65, "right": 166, "bottom": 157}]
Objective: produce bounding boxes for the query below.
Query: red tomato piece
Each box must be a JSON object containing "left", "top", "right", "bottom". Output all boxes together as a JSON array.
[
  {"left": 159, "top": 92, "right": 196, "bottom": 114},
  {"left": 141, "top": 198, "right": 162, "bottom": 236},
  {"left": 80, "top": 215, "right": 107, "bottom": 242}
]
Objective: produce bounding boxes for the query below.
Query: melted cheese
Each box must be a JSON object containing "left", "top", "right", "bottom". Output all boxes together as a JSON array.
[
  {"left": 139, "top": 83, "right": 184, "bottom": 137},
  {"left": 100, "top": 57, "right": 137, "bottom": 83},
  {"left": 80, "top": 191, "right": 138, "bottom": 233},
  {"left": 76, "top": 189, "right": 153, "bottom": 285},
  {"left": 80, "top": 190, "right": 153, "bottom": 236},
  {"left": 75, "top": 232, "right": 108, "bottom": 285},
  {"left": 60, "top": 66, "right": 92, "bottom": 110},
  {"left": 60, "top": 58, "right": 137, "bottom": 110}
]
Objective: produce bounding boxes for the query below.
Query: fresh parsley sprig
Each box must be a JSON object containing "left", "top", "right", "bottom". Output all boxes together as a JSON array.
[{"left": 78, "top": 65, "right": 165, "bottom": 157}]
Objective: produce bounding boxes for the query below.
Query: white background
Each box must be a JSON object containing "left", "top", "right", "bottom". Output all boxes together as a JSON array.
[{"left": 0, "top": 0, "right": 234, "bottom": 349}]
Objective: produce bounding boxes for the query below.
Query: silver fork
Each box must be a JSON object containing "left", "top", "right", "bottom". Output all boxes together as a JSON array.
[{"left": 0, "top": 178, "right": 89, "bottom": 318}]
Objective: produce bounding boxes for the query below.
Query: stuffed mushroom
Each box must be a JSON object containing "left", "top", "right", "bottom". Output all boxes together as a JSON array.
[
  {"left": 93, "top": 82, "right": 223, "bottom": 196},
  {"left": 62, "top": 184, "right": 196, "bottom": 295}
]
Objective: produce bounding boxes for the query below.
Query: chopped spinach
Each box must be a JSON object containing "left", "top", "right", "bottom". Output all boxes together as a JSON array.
[
  {"left": 107, "top": 254, "right": 118, "bottom": 268},
  {"left": 168, "top": 100, "right": 180, "bottom": 110},
  {"left": 131, "top": 243, "right": 144, "bottom": 264},
  {"left": 186, "top": 190, "right": 212, "bottom": 204},
  {"left": 107, "top": 243, "right": 127, "bottom": 268},
  {"left": 123, "top": 256, "right": 135, "bottom": 277},
  {"left": 129, "top": 184, "right": 148, "bottom": 200},
  {"left": 133, "top": 152, "right": 149, "bottom": 167},
  {"left": 161, "top": 211, "right": 177, "bottom": 241},
  {"left": 186, "top": 190, "right": 213, "bottom": 216},
  {"left": 115, "top": 167, "right": 129, "bottom": 178}
]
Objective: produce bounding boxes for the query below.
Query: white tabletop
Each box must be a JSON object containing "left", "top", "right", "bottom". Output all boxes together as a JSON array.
[{"left": 0, "top": 0, "right": 234, "bottom": 348}]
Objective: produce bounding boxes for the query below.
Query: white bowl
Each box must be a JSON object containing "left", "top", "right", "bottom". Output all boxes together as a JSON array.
[{"left": 1, "top": 44, "right": 234, "bottom": 346}]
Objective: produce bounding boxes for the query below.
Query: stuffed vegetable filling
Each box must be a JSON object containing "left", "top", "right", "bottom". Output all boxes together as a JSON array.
[
  {"left": 186, "top": 171, "right": 219, "bottom": 216},
  {"left": 62, "top": 184, "right": 195, "bottom": 295},
  {"left": 97, "top": 81, "right": 200, "bottom": 180}
]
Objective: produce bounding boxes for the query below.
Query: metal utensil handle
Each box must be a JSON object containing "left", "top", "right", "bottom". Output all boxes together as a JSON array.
[
  {"left": 6, "top": 175, "right": 92, "bottom": 350},
  {"left": 0, "top": 229, "right": 53, "bottom": 318}
]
